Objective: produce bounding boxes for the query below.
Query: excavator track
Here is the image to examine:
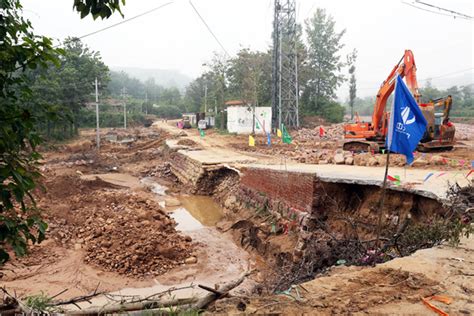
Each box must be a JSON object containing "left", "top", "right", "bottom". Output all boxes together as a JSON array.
[
  {"left": 342, "top": 141, "right": 380, "bottom": 153},
  {"left": 417, "top": 142, "right": 454, "bottom": 152}
]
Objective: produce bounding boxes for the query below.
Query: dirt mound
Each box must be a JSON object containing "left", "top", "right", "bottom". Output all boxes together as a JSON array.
[
  {"left": 39, "top": 174, "right": 123, "bottom": 199},
  {"left": 177, "top": 138, "right": 198, "bottom": 147},
  {"left": 64, "top": 140, "right": 94, "bottom": 153},
  {"left": 39, "top": 174, "right": 195, "bottom": 278},
  {"left": 81, "top": 191, "right": 194, "bottom": 277}
]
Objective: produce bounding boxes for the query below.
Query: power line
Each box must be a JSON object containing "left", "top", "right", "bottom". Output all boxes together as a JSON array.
[
  {"left": 188, "top": 0, "right": 230, "bottom": 58},
  {"left": 418, "top": 67, "right": 474, "bottom": 81},
  {"left": 77, "top": 1, "right": 175, "bottom": 40},
  {"left": 356, "top": 67, "right": 474, "bottom": 90},
  {"left": 401, "top": 0, "right": 472, "bottom": 20},
  {"left": 414, "top": 0, "right": 472, "bottom": 20}
]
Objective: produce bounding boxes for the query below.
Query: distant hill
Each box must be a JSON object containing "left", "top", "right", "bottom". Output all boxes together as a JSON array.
[{"left": 111, "top": 66, "right": 192, "bottom": 90}]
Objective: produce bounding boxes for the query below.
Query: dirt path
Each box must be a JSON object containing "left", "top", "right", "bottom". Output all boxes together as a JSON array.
[
  {"left": 153, "top": 120, "right": 282, "bottom": 165},
  {"left": 154, "top": 119, "right": 474, "bottom": 171},
  {"left": 155, "top": 120, "right": 471, "bottom": 200}
]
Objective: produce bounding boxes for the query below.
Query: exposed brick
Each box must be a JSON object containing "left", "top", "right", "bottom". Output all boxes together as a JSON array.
[{"left": 240, "top": 167, "right": 315, "bottom": 212}]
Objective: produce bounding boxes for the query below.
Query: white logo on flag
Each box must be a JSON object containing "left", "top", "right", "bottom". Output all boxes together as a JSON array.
[{"left": 401, "top": 107, "right": 415, "bottom": 125}]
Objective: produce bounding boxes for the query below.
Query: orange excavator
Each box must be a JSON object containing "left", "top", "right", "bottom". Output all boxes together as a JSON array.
[{"left": 343, "top": 50, "right": 456, "bottom": 152}]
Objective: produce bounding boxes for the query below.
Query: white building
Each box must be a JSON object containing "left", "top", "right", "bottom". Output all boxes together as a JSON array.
[{"left": 227, "top": 105, "right": 272, "bottom": 134}]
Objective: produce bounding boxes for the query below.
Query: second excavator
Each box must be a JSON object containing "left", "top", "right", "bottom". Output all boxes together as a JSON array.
[{"left": 343, "top": 50, "right": 455, "bottom": 153}]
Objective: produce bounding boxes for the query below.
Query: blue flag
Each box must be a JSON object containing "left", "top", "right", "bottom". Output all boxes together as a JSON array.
[{"left": 386, "top": 75, "right": 427, "bottom": 164}]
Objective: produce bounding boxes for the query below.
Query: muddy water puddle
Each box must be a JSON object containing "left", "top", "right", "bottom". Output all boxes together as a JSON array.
[
  {"left": 171, "top": 207, "right": 204, "bottom": 231},
  {"left": 140, "top": 176, "right": 168, "bottom": 195},
  {"left": 170, "top": 195, "right": 224, "bottom": 231}
]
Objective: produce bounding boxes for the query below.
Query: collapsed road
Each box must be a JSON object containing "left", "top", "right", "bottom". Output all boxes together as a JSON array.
[{"left": 0, "top": 121, "right": 472, "bottom": 315}]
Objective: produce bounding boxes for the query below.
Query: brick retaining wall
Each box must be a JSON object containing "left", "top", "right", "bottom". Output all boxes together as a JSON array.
[{"left": 240, "top": 167, "right": 315, "bottom": 212}]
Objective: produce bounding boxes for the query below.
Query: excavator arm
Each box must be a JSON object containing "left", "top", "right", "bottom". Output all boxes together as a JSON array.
[
  {"left": 343, "top": 49, "right": 456, "bottom": 153},
  {"left": 343, "top": 50, "right": 420, "bottom": 142},
  {"left": 371, "top": 50, "right": 420, "bottom": 135}
]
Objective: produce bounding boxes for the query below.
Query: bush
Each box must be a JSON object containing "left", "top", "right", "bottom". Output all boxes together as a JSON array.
[
  {"left": 149, "top": 104, "right": 182, "bottom": 119},
  {"left": 301, "top": 96, "right": 345, "bottom": 123},
  {"left": 77, "top": 108, "right": 146, "bottom": 128},
  {"left": 321, "top": 101, "right": 345, "bottom": 123}
]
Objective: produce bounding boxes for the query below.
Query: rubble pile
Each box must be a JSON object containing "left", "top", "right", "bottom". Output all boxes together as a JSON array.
[
  {"left": 40, "top": 175, "right": 195, "bottom": 278},
  {"left": 177, "top": 138, "right": 199, "bottom": 147},
  {"left": 454, "top": 123, "right": 474, "bottom": 141},
  {"left": 233, "top": 122, "right": 470, "bottom": 170},
  {"left": 294, "top": 124, "right": 345, "bottom": 143}
]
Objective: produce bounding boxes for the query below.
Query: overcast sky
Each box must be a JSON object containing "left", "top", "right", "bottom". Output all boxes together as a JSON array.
[{"left": 22, "top": 0, "right": 473, "bottom": 99}]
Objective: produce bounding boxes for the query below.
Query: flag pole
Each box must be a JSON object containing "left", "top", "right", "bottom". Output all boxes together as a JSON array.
[
  {"left": 375, "top": 150, "right": 391, "bottom": 250},
  {"left": 375, "top": 74, "right": 397, "bottom": 251}
]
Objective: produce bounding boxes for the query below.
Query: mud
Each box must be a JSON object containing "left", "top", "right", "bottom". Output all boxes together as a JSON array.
[
  {"left": 1, "top": 123, "right": 472, "bottom": 315},
  {"left": 0, "top": 128, "right": 252, "bottom": 304}
]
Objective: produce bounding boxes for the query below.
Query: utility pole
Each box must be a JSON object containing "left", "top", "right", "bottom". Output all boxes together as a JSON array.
[
  {"left": 204, "top": 83, "right": 208, "bottom": 113},
  {"left": 122, "top": 87, "right": 127, "bottom": 129},
  {"left": 145, "top": 92, "right": 148, "bottom": 115},
  {"left": 95, "top": 77, "right": 100, "bottom": 150}
]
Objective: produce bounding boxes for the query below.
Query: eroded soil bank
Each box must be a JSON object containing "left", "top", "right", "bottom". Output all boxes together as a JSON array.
[
  {"left": 164, "top": 135, "right": 472, "bottom": 311},
  {"left": 1, "top": 125, "right": 472, "bottom": 315}
]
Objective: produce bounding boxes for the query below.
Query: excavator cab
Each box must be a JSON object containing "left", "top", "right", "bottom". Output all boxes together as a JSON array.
[{"left": 418, "top": 95, "right": 455, "bottom": 151}]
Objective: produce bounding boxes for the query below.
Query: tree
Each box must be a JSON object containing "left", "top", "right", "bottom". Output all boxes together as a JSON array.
[
  {"left": 302, "top": 8, "right": 346, "bottom": 117},
  {"left": 73, "top": 0, "right": 125, "bottom": 19},
  {"left": 419, "top": 80, "right": 441, "bottom": 103},
  {"left": 24, "top": 37, "right": 109, "bottom": 138},
  {"left": 183, "top": 76, "right": 206, "bottom": 113},
  {"left": 204, "top": 54, "right": 228, "bottom": 129},
  {"left": 0, "top": 0, "right": 62, "bottom": 262},
  {"left": 57, "top": 38, "right": 109, "bottom": 136},
  {"left": 226, "top": 48, "right": 272, "bottom": 107},
  {"left": 108, "top": 71, "right": 145, "bottom": 99},
  {"left": 0, "top": 0, "right": 120, "bottom": 263},
  {"left": 347, "top": 49, "right": 358, "bottom": 120},
  {"left": 161, "top": 87, "right": 181, "bottom": 105},
  {"left": 419, "top": 83, "right": 474, "bottom": 117}
]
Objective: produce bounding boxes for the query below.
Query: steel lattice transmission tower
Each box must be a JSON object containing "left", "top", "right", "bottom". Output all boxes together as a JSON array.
[{"left": 271, "top": 0, "right": 299, "bottom": 129}]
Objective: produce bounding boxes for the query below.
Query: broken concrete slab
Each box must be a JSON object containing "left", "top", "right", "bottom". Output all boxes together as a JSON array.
[
  {"left": 243, "top": 163, "right": 471, "bottom": 201},
  {"left": 177, "top": 148, "right": 257, "bottom": 166}
]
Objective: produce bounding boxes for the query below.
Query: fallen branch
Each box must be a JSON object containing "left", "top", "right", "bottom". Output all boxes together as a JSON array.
[
  {"left": 66, "top": 297, "right": 198, "bottom": 315},
  {"left": 192, "top": 270, "right": 253, "bottom": 310},
  {"left": 0, "top": 287, "right": 33, "bottom": 315},
  {"left": 49, "top": 283, "right": 103, "bottom": 307},
  {"left": 381, "top": 216, "right": 411, "bottom": 254},
  {"left": 198, "top": 284, "right": 223, "bottom": 296}
]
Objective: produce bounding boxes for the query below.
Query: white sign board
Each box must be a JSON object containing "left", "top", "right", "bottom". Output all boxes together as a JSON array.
[{"left": 227, "top": 106, "right": 272, "bottom": 134}]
